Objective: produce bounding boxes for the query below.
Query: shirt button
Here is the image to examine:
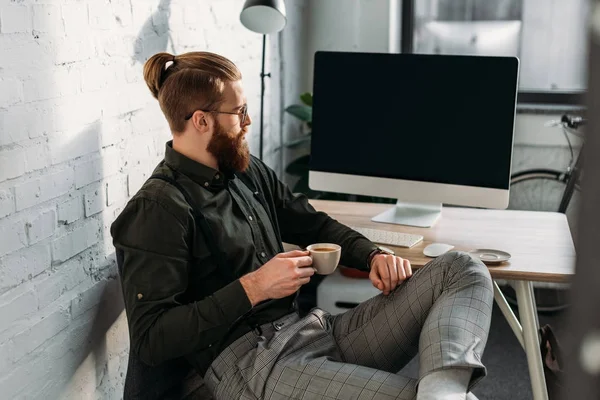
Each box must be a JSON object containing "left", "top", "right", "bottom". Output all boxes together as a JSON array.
[
  {"left": 137, "top": 293, "right": 143, "bottom": 300},
  {"left": 204, "top": 182, "right": 209, "bottom": 187},
  {"left": 248, "top": 215, "right": 253, "bottom": 221},
  {"left": 215, "top": 173, "right": 220, "bottom": 179},
  {"left": 260, "top": 252, "right": 266, "bottom": 258}
]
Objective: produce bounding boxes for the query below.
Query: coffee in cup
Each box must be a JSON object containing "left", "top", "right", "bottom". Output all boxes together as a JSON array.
[{"left": 306, "top": 243, "right": 341, "bottom": 275}]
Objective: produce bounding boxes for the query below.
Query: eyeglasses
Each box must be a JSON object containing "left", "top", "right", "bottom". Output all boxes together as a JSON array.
[{"left": 184, "top": 105, "right": 248, "bottom": 124}]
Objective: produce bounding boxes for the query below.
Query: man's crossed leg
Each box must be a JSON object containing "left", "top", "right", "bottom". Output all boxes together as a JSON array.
[{"left": 205, "top": 251, "right": 494, "bottom": 400}]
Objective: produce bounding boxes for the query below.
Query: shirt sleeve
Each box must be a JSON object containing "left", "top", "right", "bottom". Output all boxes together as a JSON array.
[
  {"left": 258, "top": 162, "right": 378, "bottom": 271},
  {"left": 111, "top": 197, "right": 252, "bottom": 366}
]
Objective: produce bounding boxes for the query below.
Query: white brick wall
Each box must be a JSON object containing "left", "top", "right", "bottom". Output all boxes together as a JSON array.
[{"left": 0, "top": 0, "right": 279, "bottom": 398}]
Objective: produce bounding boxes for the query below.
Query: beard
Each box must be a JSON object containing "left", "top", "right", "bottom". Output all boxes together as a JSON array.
[{"left": 206, "top": 120, "right": 250, "bottom": 172}]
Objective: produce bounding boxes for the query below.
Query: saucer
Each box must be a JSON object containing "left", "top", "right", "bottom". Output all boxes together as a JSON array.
[{"left": 468, "top": 249, "right": 511, "bottom": 265}]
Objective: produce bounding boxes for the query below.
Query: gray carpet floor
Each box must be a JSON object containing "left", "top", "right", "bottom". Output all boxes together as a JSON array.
[{"left": 399, "top": 302, "right": 566, "bottom": 399}]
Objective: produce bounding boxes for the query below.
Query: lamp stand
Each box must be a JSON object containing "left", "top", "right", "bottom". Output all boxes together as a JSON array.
[{"left": 259, "top": 34, "right": 270, "bottom": 161}]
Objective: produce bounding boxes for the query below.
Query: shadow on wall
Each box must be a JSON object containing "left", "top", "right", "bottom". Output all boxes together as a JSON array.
[
  {"left": 50, "top": 121, "right": 128, "bottom": 397},
  {"left": 61, "top": 0, "right": 177, "bottom": 396},
  {"left": 133, "top": 0, "right": 173, "bottom": 64},
  {"left": 59, "top": 275, "right": 126, "bottom": 399}
]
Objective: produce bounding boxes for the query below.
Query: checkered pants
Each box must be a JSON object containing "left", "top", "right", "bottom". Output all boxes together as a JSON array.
[{"left": 204, "top": 251, "right": 494, "bottom": 399}]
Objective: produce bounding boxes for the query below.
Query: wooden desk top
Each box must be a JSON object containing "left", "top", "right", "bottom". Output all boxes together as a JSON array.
[{"left": 309, "top": 200, "right": 576, "bottom": 283}]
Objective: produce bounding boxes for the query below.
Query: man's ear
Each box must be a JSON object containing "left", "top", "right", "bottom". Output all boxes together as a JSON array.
[{"left": 191, "top": 111, "right": 211, "bottom": 134}]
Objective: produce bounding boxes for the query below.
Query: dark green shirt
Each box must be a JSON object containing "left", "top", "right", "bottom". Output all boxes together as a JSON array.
[{"left": 110, "top": 141, "right": 378, "bottom": 375}]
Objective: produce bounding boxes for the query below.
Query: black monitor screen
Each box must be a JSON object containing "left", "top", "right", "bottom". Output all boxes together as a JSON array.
[{"left": 310, "top": 52, "right": 519, "bottom": 190}]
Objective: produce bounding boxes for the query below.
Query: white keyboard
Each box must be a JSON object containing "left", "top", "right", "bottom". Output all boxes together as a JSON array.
[{"left": 351, "top": 226, "right": 424, "bottom": 248}]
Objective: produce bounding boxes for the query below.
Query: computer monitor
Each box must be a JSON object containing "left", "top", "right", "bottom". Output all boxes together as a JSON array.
[
  {"left": 308, "top": 51, "right": 519, "bottom": 227},
  {"left": 418, "top": 20, "right": 522, "bottom": 57}
]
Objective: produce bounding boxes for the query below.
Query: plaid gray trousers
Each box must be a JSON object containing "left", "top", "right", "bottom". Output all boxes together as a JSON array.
[{"left": 204, "top": 251, "right": 494, "bottom": 399}]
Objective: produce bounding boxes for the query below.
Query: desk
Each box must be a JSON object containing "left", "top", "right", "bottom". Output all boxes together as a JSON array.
[{"left": 310, "top": 200, "right": 576, "bottom": 400}]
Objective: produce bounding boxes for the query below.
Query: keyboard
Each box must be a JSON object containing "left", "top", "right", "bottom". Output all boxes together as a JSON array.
[{"left": 351, "top": 226, "right": 424, "bottom": 248}]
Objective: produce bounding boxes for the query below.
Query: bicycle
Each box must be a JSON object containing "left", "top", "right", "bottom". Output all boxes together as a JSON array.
[{"left": 502, "top": 113, "right": 586, "bottom": 313}]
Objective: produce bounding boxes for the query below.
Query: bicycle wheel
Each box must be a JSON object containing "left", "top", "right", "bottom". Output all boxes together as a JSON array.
[
  {"left": 504, "top": 169, "right": 579, "bottom": 313},
  {"left": 509, "top": 169, "right": 580, "bottom": 230}
]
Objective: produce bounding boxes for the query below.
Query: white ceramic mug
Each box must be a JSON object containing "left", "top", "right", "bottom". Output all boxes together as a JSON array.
[{"left": 306, "top": 243, "right": 341, "bottom": 275}]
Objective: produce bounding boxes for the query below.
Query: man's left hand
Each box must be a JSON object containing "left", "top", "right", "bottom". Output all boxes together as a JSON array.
[{"left": 369, "top": 254, "right": 412, "bottom": 295}]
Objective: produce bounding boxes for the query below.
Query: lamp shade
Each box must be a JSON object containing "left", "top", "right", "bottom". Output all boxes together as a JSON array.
[{"left": 240, "top": 0, "right": 287, "bottom": 34}]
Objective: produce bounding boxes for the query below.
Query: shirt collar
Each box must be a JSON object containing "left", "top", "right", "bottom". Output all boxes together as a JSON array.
[{"left": 164, "top": 141, "right": 234, "bottom": 190}]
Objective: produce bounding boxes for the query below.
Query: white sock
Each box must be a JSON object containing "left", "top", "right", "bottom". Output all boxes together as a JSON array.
[{"left": 416, "top": 368, "right": 473, "bottom": 400}]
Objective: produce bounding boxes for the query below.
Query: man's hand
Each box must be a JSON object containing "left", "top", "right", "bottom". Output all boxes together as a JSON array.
[
  {"left": 369, "top": 254, "right": 412, "bottom": 295},
  {"left": 240, "top": 250, "right": 314, "bottom": 306}
]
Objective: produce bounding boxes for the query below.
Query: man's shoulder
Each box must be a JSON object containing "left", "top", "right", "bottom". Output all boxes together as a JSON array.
[{"left": 115, "top": 165, "right": 191, "bottom": 228}]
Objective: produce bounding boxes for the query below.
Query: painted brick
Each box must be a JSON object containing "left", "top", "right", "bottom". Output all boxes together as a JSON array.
[
  {"left": 0, "top": 37, "right": 54, "bottom": 72},
  {"left": 0, "top": 5, "right": 30, "bottom": 34},
  {"left": 84, "top": 185, "right": 105, "bottom": 217},
  {"left": 5, "top": 103, "right": 56, "bottom": 140},
  {"left": 75, "top": 157, "right": 103, "bottom": 189},
  {"left": 0, "top": 217, "right": 27, "bottom": 257},
  {"left": 0, "top": 78, "right": 23, "bottom": 109},
  {"left": 103, "top": 150, "right": 122, "bottom": 177},
  {"left": 48, "top": 123, "right": 102, "bottom": 165},
  {"left": 0, "top": 108, "right": 30, "bottom": 146},
  {"left": 26, "top": 209, "right": 57, "bottom": 245},
  {"left": 57, "top": 195, "right": 83, "bottom": 225},
  {"left": 0, "top": 188, "right": 14, "bottom": 218},
  {"left": 0, "top": 341, "right": 14, "bottom": 375},
  {"left": 127, "top": 168, "right": 149, "bottom": 197},
  {"left": 88, "top": 1, "right": 114, "bottom": 30},
  {"left": 23, "top": 68, "right": 80, "bottom": 103},
  {"left": 100, "top": 116, "right": 129, "bottom": 148},
  {"left": 70, "top": 280, "right": 107, "bottom": 319},
  {"left": 24, "top": 141, "right": 50, "bottom": 173},
  {"left": 32, "top": 4, "right": 63, "bottom": 35},
  {"left": 0, "top": 244, "right": 51, "bottom": 295},
  {"left": 0, "top": 1, "right": 272, "bottom": 398},
  {"left": 61, "top": 3, "right": 88, "bottom": 36},
  {"left": 0, "top": 287, "right": 37, "bottom": 329},
  {"left": 34, "top": 253, "right": 90, "bottom": 309},
  {"left": 112, "top": 1, "right": 133, "bottom": 27},
  {"left": 106, "top": 175, "right": 127, "bottom": 206},
  {"left": 53, "top": 36, "right": 94, "bottom": 65},
  {"left": 102, "top": 36, "right": 132, "bottom": 58},
  {"left": 124, "top": 136, "right": 155, "bottom": 167},
  {"left": 14, "top": 167, "right": 75, "bottom": 211},
  {"left": 80, "top": 62, "right": 115, "bottom": 93},
  {"left": 0, "top": 251, "right": 28, "bottom": 295},
  {"left": 130, "top": 107, "right": 169, "bottom": 134},
  {"left": 11, "top": 306, "right": 70, "bottom": 363},
  {"left": 0, "top": 148, "right": 26, "bottom": 183},
  {"left": 51, "top": 218, "right": 100, "bottom": 264}
]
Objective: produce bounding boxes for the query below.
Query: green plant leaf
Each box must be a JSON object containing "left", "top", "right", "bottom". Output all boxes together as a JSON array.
[
  {"left": 285, "top": 154, "right": 310, "bottom": 176},
  {"left": 273, "top": 135, "right": 312, "bottom": 152},
  {"left": 285, "top": 135, "right": 311, "bottom": 149},
  {"left": 300, "top": 92, "right": 313, "bottom": 107},
  {"left": 284, "top": 105, "right": 312, "bottom": 122}
]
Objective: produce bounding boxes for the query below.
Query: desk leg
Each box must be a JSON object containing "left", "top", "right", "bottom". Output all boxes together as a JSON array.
[
  {"left": 514, "top": 280, "right": 548, "bottom": 400},
  {"left": 492, "top": 281, "right": 524, "bottom": 349}
]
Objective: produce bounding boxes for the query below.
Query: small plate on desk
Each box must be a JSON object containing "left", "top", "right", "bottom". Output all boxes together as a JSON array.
[{"left": 468, "top": 249, "right": 511, "bottom": 265}]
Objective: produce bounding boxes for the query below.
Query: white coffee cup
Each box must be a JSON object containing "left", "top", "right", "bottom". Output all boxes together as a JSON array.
[{"left": 306, "top": 243, "right": 341, "bottom": 275}]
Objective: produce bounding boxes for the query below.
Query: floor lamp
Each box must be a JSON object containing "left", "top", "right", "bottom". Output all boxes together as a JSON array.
[{"left": 240, "top": 0, "right": 287, "bottom": 161}]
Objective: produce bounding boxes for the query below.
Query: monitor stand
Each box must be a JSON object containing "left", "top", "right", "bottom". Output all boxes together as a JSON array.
[{"left": 372, "top": 201, "right": 442, "bottom": 228}]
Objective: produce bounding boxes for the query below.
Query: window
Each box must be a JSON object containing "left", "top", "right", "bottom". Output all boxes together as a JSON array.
[{"left": 404, "top": 0, "right": 589, "bottom": 105}]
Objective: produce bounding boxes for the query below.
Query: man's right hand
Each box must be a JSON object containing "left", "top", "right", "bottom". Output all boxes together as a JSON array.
[{"left": 240, "top": 250, "right": 314, "bottom": 306}]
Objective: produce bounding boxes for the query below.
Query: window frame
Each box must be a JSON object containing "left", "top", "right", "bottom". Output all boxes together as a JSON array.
[{"left": 400, "top": 0, "right": 587, "bottom": 107}]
